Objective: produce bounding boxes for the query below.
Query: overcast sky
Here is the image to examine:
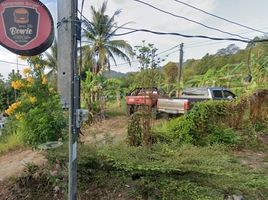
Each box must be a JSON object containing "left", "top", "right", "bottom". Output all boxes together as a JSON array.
[{"left": 1, "top": 0, "right": 268, "bottom": 78}]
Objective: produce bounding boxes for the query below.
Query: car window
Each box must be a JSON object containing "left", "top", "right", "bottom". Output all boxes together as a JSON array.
[
  {"left": 223, "top": 91, "right": 235, "bottom": 99},
  {"left": 213, "top": 90, "right": 223, "bottom": 98}
]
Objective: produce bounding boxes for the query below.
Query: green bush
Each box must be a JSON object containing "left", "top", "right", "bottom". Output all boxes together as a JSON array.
[
  {"left": 153, "top": 100, "right": 241, "bottom": 145},
  {"left": 17, "top": 95, "right": 67, "bottom": 147},
  {"left": 3, "top": 55, "right": 67, "bottom": 148}
]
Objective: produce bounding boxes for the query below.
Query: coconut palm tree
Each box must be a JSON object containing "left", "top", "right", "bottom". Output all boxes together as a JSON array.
[
  {"left": 82, "top": 1, "right": 133, "bottom": 74},
  {"left": 44, "top": 40, "right": 57, "bottom": 88}
]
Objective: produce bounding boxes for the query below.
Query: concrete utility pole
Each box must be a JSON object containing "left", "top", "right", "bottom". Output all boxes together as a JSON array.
[
  {"left": 57, "top": 0, "right": 79, "bottom": 199},
  {"left": 176, "top": 43, "right": 184, "bottom": 97}
]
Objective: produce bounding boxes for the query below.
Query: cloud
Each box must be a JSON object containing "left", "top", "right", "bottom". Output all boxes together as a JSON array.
[{"left": 4, "top": 0, "right": 260, "bottom": 76}]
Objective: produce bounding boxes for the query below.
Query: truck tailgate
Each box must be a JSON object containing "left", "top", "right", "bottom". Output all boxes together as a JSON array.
[
  {"left": 126, "top": 96, "right": 153, "bottom": 106},
  {"left": 157, "top": 98, "right": 189, "bottom": 114}
]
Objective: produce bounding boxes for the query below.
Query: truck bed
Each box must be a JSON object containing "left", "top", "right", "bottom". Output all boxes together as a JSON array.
[{"left": 157, "top": 97, "right": 210, "bottom": 114}]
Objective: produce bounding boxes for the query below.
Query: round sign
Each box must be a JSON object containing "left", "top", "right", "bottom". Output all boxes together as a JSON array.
[{"left": 0, "top": 0, "right": 54, "bottom": 56}]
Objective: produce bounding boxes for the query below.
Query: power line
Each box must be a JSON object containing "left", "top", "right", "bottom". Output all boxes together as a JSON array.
[
  {"left": 158, "top": 45, "right": 179, "bottom": 55},
  {"left": 114, "top": 27, "right": 250, "bottom": 43},
  {"left": 78, "top": 10, "right": 267, "bottom": 43},
  {"left": 173, "top": 0, "right": 268, "bottom": 35},
  {"left": 186, "top": 26, "right": 268, "bottom": 47},
  {"left": 110, "top": 44, "right": 180, "bottom": 69},
  {"left": 0, "top": 60, "right": 28, "bottom": 66},
  {"left": 133, "top": 0, "right": 250, "bottom": 40}
]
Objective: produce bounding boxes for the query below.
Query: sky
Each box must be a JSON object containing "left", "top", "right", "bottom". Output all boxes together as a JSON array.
[{"left": 1, "top": 0, "right": 268, "bottom": 78}]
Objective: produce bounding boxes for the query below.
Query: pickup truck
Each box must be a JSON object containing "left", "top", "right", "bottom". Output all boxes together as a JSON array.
[
  {"left": 157, "top": 87, "right": 236, "bottom": 114},
  {"left": 126, "top": 87, "right": 165, "bottom": 116}
]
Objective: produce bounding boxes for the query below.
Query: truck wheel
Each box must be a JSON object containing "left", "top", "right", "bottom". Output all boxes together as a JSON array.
[{"left": 126, "top": 105, "right": 134, "bottom": 116}]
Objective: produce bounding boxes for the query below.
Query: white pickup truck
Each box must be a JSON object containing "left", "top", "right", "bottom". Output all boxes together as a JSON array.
[{"left": 157, "top": 87, "right": 236, "bottom": 114}]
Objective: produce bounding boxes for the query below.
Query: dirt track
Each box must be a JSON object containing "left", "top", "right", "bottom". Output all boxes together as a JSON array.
[
  {"left": 81, "top": 116, "right": 128, "bottom": 144},
  {"left": 0, "top": 116, "right": 127, "bottom": 183},
  {"left": 0, "top": 116, "right": 267, "bottom": 183},
  {"left": 0, "top": 149, "right": 46, "bottom": 182}
]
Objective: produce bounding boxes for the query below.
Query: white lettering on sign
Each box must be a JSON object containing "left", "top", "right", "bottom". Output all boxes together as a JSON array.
[{"left": 9, "top": 27, "right": 33, "bottom": 35}]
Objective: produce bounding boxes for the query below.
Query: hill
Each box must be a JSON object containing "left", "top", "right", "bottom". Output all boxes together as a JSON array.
[{"left": 103, "top": 70, "right": 126, "bottom": 78}]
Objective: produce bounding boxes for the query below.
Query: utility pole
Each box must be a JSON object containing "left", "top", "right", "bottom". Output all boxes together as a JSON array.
[
  {"left": 57, "top": 0, "right": 79, "bottom": 199},
  {"left": 176, "top": 43, "right": 184, "bottom": 97}
]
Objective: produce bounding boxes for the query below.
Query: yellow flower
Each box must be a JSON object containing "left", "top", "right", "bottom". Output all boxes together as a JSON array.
[
  {"left": 22, "top": 67, "right": 31, "bottom": 75},
  {"left": 11, "top": 80, "right": 23, "bottom": 90},
  {"left": 5, "top": 107, "right": 13, "bottom": 115},
  {"left": 15, "top": 113, "right": 23, "bottom": 120},
  {"left": 4, "top": 101, "right": 21, "bottom": 115},
  {"left": 27, "top": 77, "right": 34, "bottom": 85},
  {"left": 35, "top": 63, "right": 41, "bottom": 69},
  {"left": 42, "top": 76, "right": 48, "bottom": 84},
  {"left": 11, "top": 101, "right": 21, "bottom": 110},
  {"left": 29, "top": 96, "right": 37, "bottom": 104}
]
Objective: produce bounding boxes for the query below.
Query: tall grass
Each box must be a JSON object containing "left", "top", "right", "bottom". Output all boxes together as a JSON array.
[
  {"left": 106, "top": 99, "right": 126, "bottom": 117},
  {"left": 0, "top": 133, "right": 25, "bottom": 155}
]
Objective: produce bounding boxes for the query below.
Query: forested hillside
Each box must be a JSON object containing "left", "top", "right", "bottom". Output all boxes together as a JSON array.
[
  {"left": 116, "top": 38, "right": 268, "bottom": 96},
  {"left": 182, "top": 38, "right": 268, "bottom": 93}
]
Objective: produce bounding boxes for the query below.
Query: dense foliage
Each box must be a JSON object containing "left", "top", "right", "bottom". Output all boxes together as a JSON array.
[{"left": 3, "top": 56, "right": 66, "bottom": 147}]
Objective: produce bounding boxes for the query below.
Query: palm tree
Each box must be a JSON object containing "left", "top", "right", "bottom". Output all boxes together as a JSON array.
[
  {"left": 83, "top": 1, "right": 133, "bottom": 74},
  {"left": 45, "top": 40, "right": 57, "bottom": 71},
  {"left": 44, "top": 40, "right": 57, "bottom": 88}
]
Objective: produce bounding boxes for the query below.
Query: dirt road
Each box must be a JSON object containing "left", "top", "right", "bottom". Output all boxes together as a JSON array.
[
  {"left": 81, "top": 116, "right": 128, "bottom": 144},
  {"left": 0, "top": 116, "right": 127, "bottom": 182},
  {"left": 0, "top": 149, "right": 46, "bottom": 181}
]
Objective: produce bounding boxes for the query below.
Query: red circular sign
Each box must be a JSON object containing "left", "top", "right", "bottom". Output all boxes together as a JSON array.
[{"left": 0, "top": 0, "right": 54, "bottom": 56}]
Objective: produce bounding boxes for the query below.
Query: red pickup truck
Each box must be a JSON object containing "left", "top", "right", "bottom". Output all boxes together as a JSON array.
[{"left": 125, "top": 87, "right": 164, "bottom": 116}]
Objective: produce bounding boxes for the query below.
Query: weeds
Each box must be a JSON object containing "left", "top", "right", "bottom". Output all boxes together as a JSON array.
[{"left": 0, "top": 133, "right": 25, "bottom": 154}]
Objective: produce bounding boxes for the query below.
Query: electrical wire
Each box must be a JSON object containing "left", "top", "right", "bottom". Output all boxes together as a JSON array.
[
  {"left": 0, "top": 60, "right": 28, "bottom": 66},
  {"left": 110, "top": 45, "right": 180, "bottom": 69},
  {"left": 157, "top": 45, "right": 180, "bottom": 55},
  {"left": 173, "top": 0, "right": 268, "bottom": 35},
  {"left": 76, "top": 7, "right": 268, "bottom": 72},
  {"left": 133, "top": 0, "right": 250, "bottom": 40},
  {"left": 186, "top": 26, "right": 268, "bottom": 48},
  {"left": 78, "top": 9, "right": 245, "bottom": 43},
  {"left": 114, "top": 27, "right": 250, "bottom": 43},
  {"left": 78, "top": 10, "right": 268, "bottom": 43}
]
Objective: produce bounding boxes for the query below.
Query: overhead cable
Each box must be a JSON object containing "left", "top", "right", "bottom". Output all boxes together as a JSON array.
[
  {"left": 0, "top": 60, "right": 28, "bottom": 66},
  {"left": 158, "top": 45, "right": 180, "bottom": 55},
  {"left": 186, "top": 26, "right": 268, "bottom": 47},
  {"left": 133, "top": 0, "right": 250, "bottom": 40},
  {"left": 77, "top": 10, "right": 268, "bottom": 45},
  {"left": 174, "top": 0, "right": 268, "bottom": 35},
  {"left": 114, "top": 27, "right": 250, "bottom": 43}
]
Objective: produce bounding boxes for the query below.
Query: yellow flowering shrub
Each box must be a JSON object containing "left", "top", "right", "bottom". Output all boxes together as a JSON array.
[
  {"left": 34, "top": 63, "right": 41, "bottom": 69},
  {"left": 26, "top": 77, "right": 34, "bottom": 85},
  {"left": 4, "top": 55, "right": 67, "bottom": 147},
  {"left": 5, "top": 101, "right": 21, "bottom": 115},
  {"left": 29, "top": 96, "right": 37, "bottom": 104},
  {"left": 22, "top": 67, "right": 31, "bottom": 75},
  {"left": 15, "top": 113, "right": 23, "bottom": 120},
  {"left": 42, "top": 76, "right": 48, "bottom": 85},
  {"left": 11, "top": 80, "right": 23, "bottom": 90}
]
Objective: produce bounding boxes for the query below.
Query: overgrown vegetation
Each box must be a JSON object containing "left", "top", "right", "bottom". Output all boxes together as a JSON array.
[
  {"left": 1, "top": 55, "right": 66, "bottom": 148},
  {"left": 1, "top": 1, "right": 268, "bottom": 200},
  {"left": 153, "top": 95, "right": 267, "bottom": 146},
  {"left": 6, "top": 138, "right": 267, "bottom": 200}
]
